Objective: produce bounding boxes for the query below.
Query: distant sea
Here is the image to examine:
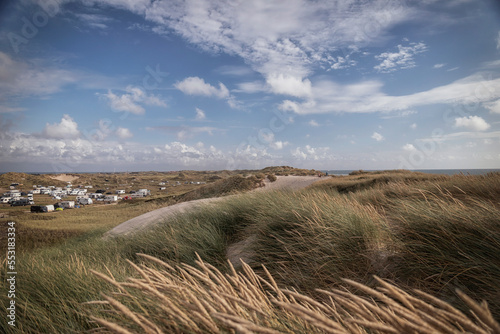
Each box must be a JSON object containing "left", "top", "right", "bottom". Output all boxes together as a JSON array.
[
  {"left": 1, "top": 169, "right": 499, "bottom": 176},
  {"left": 323, "top": 169, "right": 500, "bottom": 176}
]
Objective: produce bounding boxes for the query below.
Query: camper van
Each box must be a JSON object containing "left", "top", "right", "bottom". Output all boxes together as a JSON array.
[
  {"left": 104, "top": 195, "right": 118, "bottom": 202},
  {"left": 77, "top": 198, "right": 93, "bottom": 205},
  {"left": 58, "top": 201, "right": 75, "bottom": 209}
]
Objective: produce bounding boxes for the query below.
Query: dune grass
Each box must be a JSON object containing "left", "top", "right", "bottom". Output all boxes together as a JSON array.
[
  {"left": 87, "top": 254, "right": 500, "bottom": 334},
  {"left": 1, "top": 170, "right": 499, "bottom": 333}
]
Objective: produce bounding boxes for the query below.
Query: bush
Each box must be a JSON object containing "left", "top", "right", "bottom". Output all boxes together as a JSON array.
[{"left": 267, "top": 174, "right": 277, "bottom": 182}]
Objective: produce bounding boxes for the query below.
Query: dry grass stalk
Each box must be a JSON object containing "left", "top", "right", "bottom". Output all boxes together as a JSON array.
[{"left": 88, "top": 255, "right": 500, "bottom": 334}]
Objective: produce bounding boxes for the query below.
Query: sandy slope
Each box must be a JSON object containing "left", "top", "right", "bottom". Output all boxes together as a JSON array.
[
  {"left": 104, "top": 175, "right": 321, "bottom": 238},
  {"left": 49, "top": 174, "right": 79, "bottom": 182}
]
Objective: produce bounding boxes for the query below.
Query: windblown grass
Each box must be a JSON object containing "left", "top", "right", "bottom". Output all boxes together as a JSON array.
[
  {"left": 87, "top": 254, "right": 500, "bottom": 334},
  {"left": 1, "top": 170, "right": 499, "bottom": 333}
]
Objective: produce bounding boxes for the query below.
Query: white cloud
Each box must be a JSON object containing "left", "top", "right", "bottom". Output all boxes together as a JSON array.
[
  {"left": 195, "top": 108, "right": 206, "bottom": 120},
  {"left": 175, "top": 77, "right": 229, "bottom": 98},
  {"left": 271, "top": 141, "right": 289, "bottom": 150},
  {"left": 374, "top": 42, "right": 427, "bottom": 73},
  {"left": 410, "top": 123, "right": 417, "bottom": 129},
  {"left": 235, "top": 81, "right": 266, "bottom": 93},
  {"left": 308, "top": 120, "right": 319, "bottom": 127},
  {"left": 455, "top": 116, "right": 490, "bottom": 131},
  {"left": 266, "top": 73, "right": 312, "bottom": 98},
  {"left": 43, "top": 115, "right": 80, "bottom": 139},
  {"left": 403, "top": 143, "right": 416, "bottom": 151},
  {"left": 418, "top": 131, "right": 500, "bottom": 143},
  {"left": 372, "top": 132, "right": 384, "bottom": 141},
  {"left": 116, "top": 127, "right": 133, "bottom": 139},
  {"left": 98, "top": 0, "right": 414, "bottom": 85},
  {"left": 103, "top": 90, "right": 145, "bottom": 115},
  {"left": 329, "top": 55, "right": 357, "bottom": 70},
  {"left": 75, "top": 13, "right": 113, "bottom": 29},
  {"left": 291, "top": 145, "right": 331, "bottom": 161},
  {"left": 101, "top": 86, "right": 166, "bottom": 115},
  {"left": 485, "top": 99, "right": 500, "bottom": 114},
  {"left": 433, "top": 63, "right": 445, "bottom": 69},
  {"left": 0, "top": 51, "right": 78, "bottom": 99},
  {"left": 278, "top": 73, "right": 500, "bottom": 115},
  {"left": 454, "top": 116, "right": 490, "bottom": 131},
  {"left": 497, "top": 31, "right": 500, "bottom": 50}
]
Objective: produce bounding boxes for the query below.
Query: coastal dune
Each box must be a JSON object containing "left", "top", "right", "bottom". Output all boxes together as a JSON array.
[{"left": 104, "top": 175, "right": 321, "bottom": 238}]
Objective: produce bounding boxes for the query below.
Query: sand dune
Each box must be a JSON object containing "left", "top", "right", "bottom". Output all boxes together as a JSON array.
[{"left": 104, "top": 175, "right": 321, "bottom": 238}]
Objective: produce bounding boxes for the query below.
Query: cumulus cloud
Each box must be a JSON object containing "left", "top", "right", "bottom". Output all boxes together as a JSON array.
[
  {"left": 271, "top": 141, "right": 288, "bottom": 150},
  {"left": 403, "top": 143, "right": 416, "bottom": 151},
  {"left": 101, "top": 86, "right": 166, "bottom": 115},
  {"left": 372, "top": 132, "right": 384, "bottom": 141},
  {"left": 43, "top": 114, "right": 80, "bottom": 139},
  {"left": 374, "top": 42, "right": 427, "bottom": 73},
  {"left": 291, "top": 145, "right": 331, "bottom": 161},
  {"left": 454, "top": 116, "right": 490, "bottom": 131},
  {"left": 175, "top": 77, "right": 229, "bottom": 98},
  {"left": 116, "top": 127, "right": 133, "bottom": 139},
  {"left": 266, "top": 73, "right": 312, "bottom": 98}
]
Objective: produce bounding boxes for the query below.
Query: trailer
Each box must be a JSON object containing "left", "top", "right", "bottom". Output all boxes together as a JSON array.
[
  {"left": 58, "top": 201, "right": 75, "bottom": 209},
  {"left": 77, "top": 198, "right": 93, "bottom": 205}
]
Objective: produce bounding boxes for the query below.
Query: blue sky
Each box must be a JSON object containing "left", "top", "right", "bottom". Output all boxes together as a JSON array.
[{"left": 1, "top": 0, "right": 499, "bottom": 172}]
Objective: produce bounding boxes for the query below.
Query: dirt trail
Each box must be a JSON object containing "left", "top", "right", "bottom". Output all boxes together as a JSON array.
[{"left": 104, "top": 175, "right": 321, "bottom": 239}]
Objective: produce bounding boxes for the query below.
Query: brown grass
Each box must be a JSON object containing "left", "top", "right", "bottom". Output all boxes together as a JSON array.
[{"left": 88, "top": 254, "right": 500, "bottom": 334}]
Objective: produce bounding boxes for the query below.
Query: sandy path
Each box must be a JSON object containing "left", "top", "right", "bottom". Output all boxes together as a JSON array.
[{"left": 104, "top": 175, "right": 321, "bottom": 238}]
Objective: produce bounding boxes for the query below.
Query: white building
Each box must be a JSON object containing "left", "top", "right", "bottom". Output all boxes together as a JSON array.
[{"left": 136, "top": 189, "right": 151, "bottom": 196}]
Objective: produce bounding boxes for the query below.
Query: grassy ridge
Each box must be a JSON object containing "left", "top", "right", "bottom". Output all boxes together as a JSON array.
[{"left": 1, "top": 170, "right": 499, "bottom": 333}]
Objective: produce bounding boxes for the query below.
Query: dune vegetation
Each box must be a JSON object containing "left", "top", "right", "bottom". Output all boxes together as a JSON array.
[{"left": 1, "top": 170, "right": 499, "bottom": 333}]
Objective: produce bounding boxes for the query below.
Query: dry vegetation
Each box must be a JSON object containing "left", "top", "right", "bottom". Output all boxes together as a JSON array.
[
  {"left": 88, "top": 254, "right": 500, "bottom": 334},
  {"left": 1, "top": 169, "right": 499, "bottom": 333}
]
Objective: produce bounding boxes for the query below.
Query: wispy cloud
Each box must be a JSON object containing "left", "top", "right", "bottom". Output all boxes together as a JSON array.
[
  {"left": 195, "top": 108, "right": 206, "bottom": 120},
  {"left": 96, "top": 0, "right": 414, "bottom": 89},
  {"left": 374, "top": 42, "right": 427, "bottom": 73},
  {"left": 372, "top": 132, "right": 384, "bottom": 141},
  {"left": 116, "top": 127, "right": 133, "bottom": 139},
  {"left": 278, "top": 73, "right": 500, "bottom": 115},
  {"left": 74, "top": 13, "right": 114, "bottom": 29},
  {"left": 308, "top": 120, "right": 319, "bottom": 127}
]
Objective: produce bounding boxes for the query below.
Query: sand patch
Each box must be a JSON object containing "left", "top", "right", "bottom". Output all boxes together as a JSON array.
[{"left": 49, "top": 174, "right": 80, "bottom": 182}]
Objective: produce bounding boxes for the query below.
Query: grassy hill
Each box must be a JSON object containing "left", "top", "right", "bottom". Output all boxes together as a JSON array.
[{"left": 1, "top": 169, "right": 499, "bottom": 333}]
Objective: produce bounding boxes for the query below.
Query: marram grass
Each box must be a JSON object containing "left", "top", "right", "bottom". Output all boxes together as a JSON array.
[{"left": 88, "top": 253, "right": 500, "bottom": 334}]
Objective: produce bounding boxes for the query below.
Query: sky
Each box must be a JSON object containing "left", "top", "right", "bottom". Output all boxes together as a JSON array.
[{"left": 0, "top": 0, "right": 500, "bottom": 173}]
